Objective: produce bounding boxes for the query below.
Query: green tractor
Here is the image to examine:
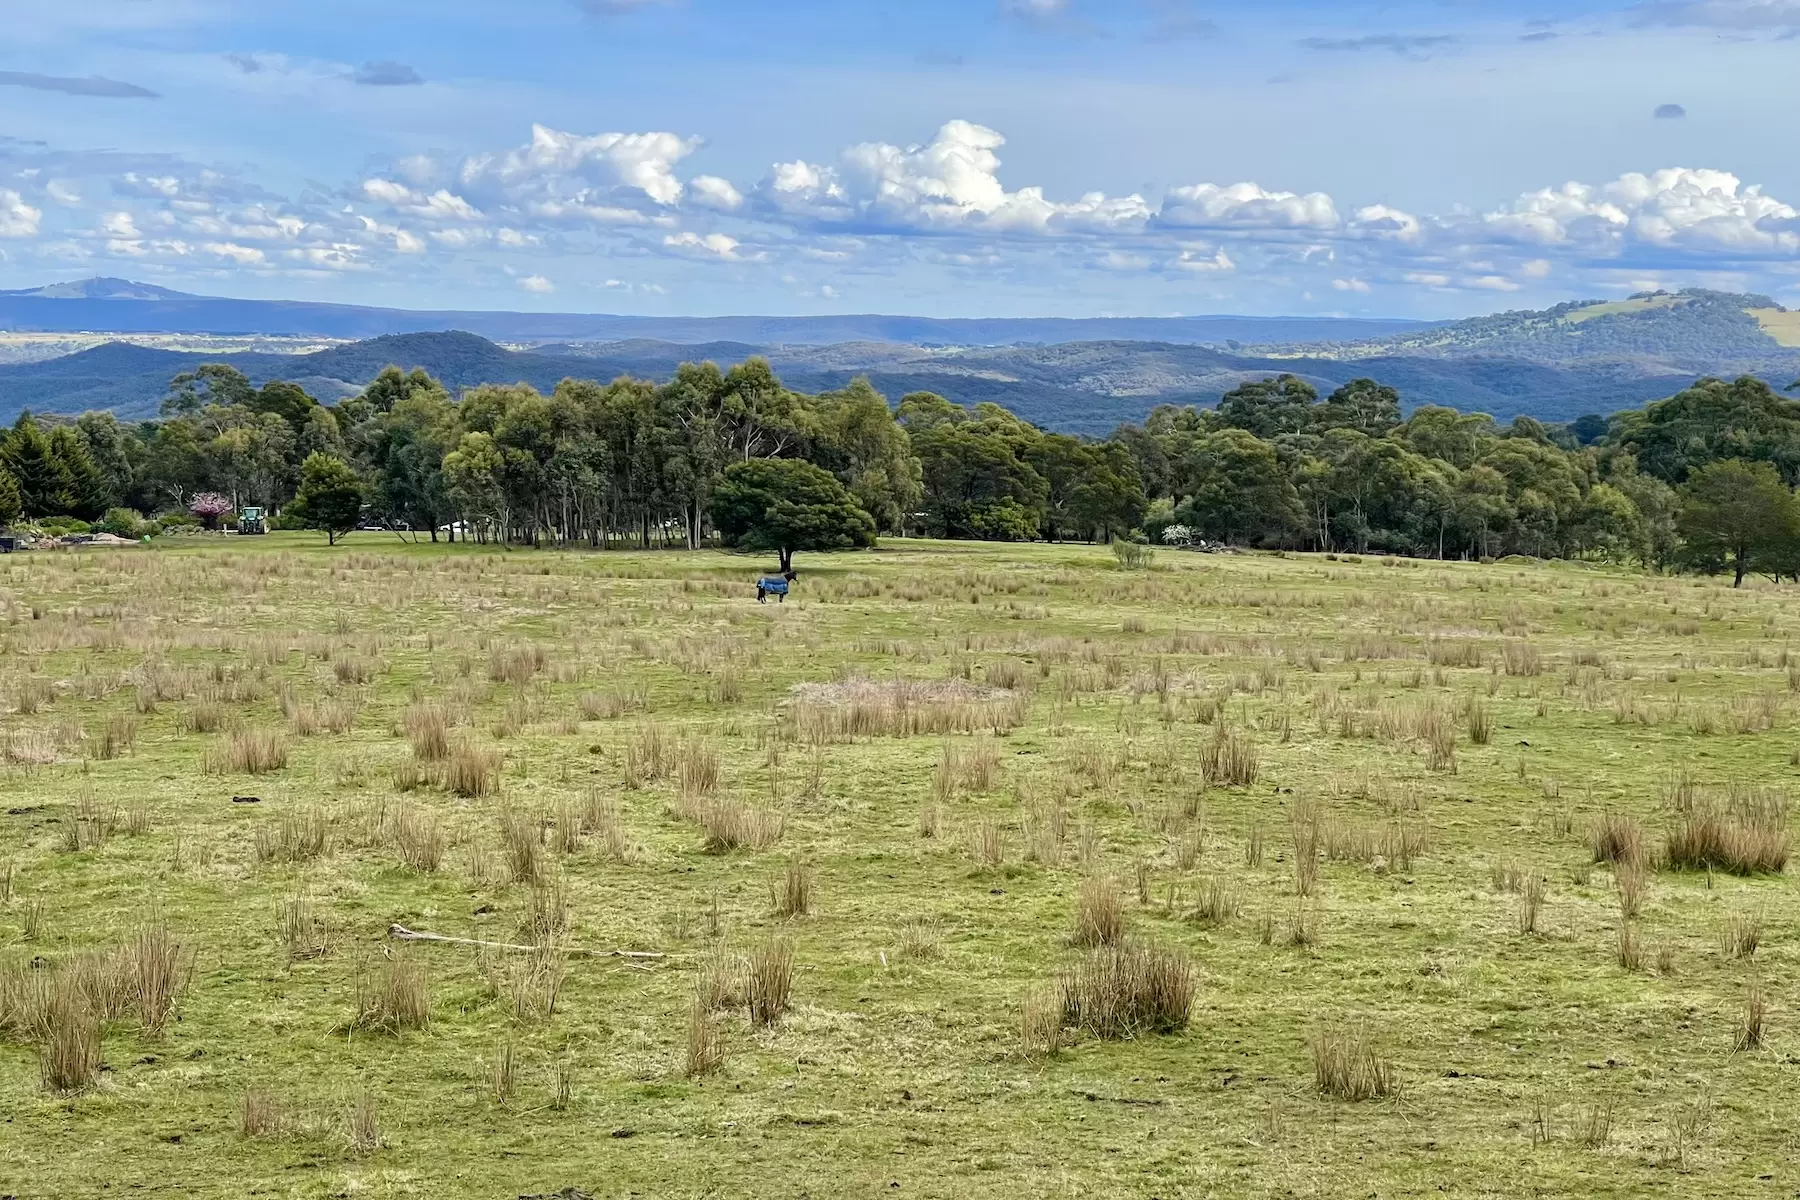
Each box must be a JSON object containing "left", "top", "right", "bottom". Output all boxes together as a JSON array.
[{"left": 239, "top": 506, "right": 267, "bottom": 536}]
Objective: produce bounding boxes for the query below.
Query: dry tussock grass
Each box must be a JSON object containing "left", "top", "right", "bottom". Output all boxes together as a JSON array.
[
  {"left": 771, "top": 856, "right": 814, "bottom": 918},
  {"left": 1058, "top": 942, "right": 1193, "bottom": 1038},
  {"left": 205, "top": 728, "right": 289, "bottom": 775},
  {"left": 353, "top": 952, "right": 430, "bottom": 1032},
  {"left": 1665, "top": 785, "right": 1790, "bottom": 875},
  {"left": 403, "top": 703, "right": 452, "bottom": 761},
  {"left": 1311, "top": 1024, "right": 1398, "bottom": 1100},
  {"left": 1070, "top": 874, "right": 1125, "bottom": 947},
  {"left": 745, "top": 938, "right": 794, "bottom": 1028},
  {"left": 787, "top": 677, "right": 1027, "bottom": 741},
  {"left": 255, "top": 808, "right": 330, "bottom": 865},
  {"left": 445, "top": 740, "right": 502, "bottom": 798}
]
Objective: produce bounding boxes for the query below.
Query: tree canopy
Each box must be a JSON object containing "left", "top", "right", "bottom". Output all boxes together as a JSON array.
[
  {"left": 709, "top": 458, "right": 876, "bottom": 572},
  {"left": 12, "top": 352, "right": 1800, "bottom": 587},
  {"left": 287, "top": 453, "right": 366, "bottom": 545}
]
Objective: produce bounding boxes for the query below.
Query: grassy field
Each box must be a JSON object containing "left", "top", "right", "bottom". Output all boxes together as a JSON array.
[{"left": 2, "top": 534, "right": 1798, "bottom": 1198}]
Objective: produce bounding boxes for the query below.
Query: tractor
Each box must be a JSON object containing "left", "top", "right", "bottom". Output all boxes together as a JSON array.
[{"left": 239, "top": 506, "right": 268, "bottom": 535}]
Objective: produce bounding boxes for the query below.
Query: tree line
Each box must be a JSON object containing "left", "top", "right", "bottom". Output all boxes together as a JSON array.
[{"left": 3, "top": 357, "right": 1800, "bottom": 584}]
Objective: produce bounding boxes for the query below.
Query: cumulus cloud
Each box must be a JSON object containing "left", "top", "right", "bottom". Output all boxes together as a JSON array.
[
  {"left": 204, "top": 242, "right": 266, "bottom": 265},
  {"left": 664, "top": 231, "right": 752, "bottom": 260},
  {"left": 453, "top": 124, "right": 700, "bottom": 219},
  {"left": 0, "top": 71, "right": 158, "bottom": 99},
  {"left": 758, "top": 120, "right": 1151, "bottom": 235},
  {"left": 18, "top": 113, "right": 1800, "bottom": 305},
  {"left": 518, "top": 274, "right": 554, "bottom": 292},
  {"left": 361, "top": 178, "right": 482, "bottom": 221},
  {"left": 1171, "top": 244, "right": 1234, "bottom": 272},
  {"left": 352, "top": 61, "right": 424, "bottom": 87},
  {"left": 1476, "top": 168, "right": 1800, "bottom": 255},
  {"left": 689, "top": 175, "right": 744, "bottom": 212},
  {"left": 1351, "top": 204, "right": 1424, "bottom": 243},
  {"left": 1159, "top": 182, "right": 1339, "bottom": 231},
  {"left": 0, "top": 189, "right": 42, "bottom": 237}
]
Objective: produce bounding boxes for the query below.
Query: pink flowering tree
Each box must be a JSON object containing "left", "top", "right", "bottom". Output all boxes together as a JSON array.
[{"left": 189, "top": 492, "right": 232, "bottom": 531}]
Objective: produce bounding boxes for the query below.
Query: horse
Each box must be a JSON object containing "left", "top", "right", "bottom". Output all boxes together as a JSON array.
[{"left": 756, "top": 568, "right": 798, "bottom": 603}]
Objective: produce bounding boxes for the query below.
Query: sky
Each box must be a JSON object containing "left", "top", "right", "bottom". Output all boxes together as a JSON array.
[{"left": 2, "top": 0, "right": 1800, "bottom": 319}]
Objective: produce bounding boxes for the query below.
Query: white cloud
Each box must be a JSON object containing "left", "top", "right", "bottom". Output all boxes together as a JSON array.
[
  {"left": 456, "top": 124, "right": 700, "bottom": 220},
  {"left": 1171, "top": 244, "right": 1234, "bottom": 273},
  {"left": 1351, "top": 204, "right": 1424, "bottom": 243},
  {"left": 664, "top": 230, "right": 752, "bottom": 260},
  {"left": 362, "top": 179, "right": 481, "bottom": 222},
  {"left": 1098, "top": 250, "right": 1152, "bottom": 271},
  {"left": 1476, "top": 168, "right": 1800, "bottom": 256},
  {"left": 204, "top": 241, "right": 266, "bottom": 265},
  {"left": 0, "top": 189, "right": 42, "bottom": 237},
  {"left": 1160, "top": 182, "right": 1339, "bottom": 231},
  {"left": 518, "top": 274, "right": 554, "bottom": 292},
  {"left": 689, "top": 174, "right": 744, "bottom": 212},
  {"left": 757, "top": 120, "right": 1150, "bottom": 236},
  {"left": 17, "top": 112, "right": 1800, "bottom": 305}
]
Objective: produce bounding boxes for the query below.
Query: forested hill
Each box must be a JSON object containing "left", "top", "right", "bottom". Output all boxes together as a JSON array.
[
  {"left": 1305, "top": 289, "right": 1800, "bottom": 375},
  {"left": 0, "top": 330, "right": 1727, "bottom": 434}
]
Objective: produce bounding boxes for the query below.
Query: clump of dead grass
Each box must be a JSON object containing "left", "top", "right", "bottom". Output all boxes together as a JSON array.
[
  {"left": 1311, "top": 1024, "right": 1399, "bottom": 1100},
  {"left": 1058, "top": 942, "right": 1193, "bottom": 1038}
]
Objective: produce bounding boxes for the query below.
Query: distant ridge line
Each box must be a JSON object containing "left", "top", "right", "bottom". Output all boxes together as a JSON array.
[{"left": 0, "top": 277, "right": 1438, "bottom": 347}]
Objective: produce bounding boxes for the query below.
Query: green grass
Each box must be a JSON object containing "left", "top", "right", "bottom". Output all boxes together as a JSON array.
[
  {"left": 1562, "top": 295, "right": 1688, "bottom": 324},
  {"left": 1749, "top": 307, "right": 1800, "bottom": 349},
  {"left": 2, "top": 533, "right": 1798, "bottom": 1196}
]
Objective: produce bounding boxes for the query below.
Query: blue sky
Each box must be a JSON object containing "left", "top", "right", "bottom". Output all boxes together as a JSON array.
[{"left": 2, "top": 0, "right": 1799, "bottom": 318}]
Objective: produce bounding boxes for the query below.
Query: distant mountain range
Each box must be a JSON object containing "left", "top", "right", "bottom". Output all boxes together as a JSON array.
[
  {"left": 0, "top": 280, "right": 1796, "bottom": 434},
  {"left": 0, "top": 277, "right": 1431, "bottom": 347}
]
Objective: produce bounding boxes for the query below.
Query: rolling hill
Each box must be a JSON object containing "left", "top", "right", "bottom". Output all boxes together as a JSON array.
[
  {"left": 1298, "top": 288, "right": 1800, "bottom": 376},
  {"left": 0, "top": 277, "right": 1433, "bottom": 347},
  {"left": 0, "top": 329, "right": 1716, "bottom": 434},
  {"left": 3, "top": 282, "right": 1797, "bottom": 434}
]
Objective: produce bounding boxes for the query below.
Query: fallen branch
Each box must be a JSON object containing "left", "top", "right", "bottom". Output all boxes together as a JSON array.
[
  {"left": 388, "top": 924, "right": 667, "bottom": 959},
  {"left": 1069, "top": 1089, "right": 1165, "bottom": 1107}
]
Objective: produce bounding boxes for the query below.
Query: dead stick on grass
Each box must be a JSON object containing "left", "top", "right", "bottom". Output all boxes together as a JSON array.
[
  {"left": 388, "top": 924, "right": 668, "bottom": 959},
  {"left": 1069, "top": 1090, "right": 1166, "bottom": 1107}
]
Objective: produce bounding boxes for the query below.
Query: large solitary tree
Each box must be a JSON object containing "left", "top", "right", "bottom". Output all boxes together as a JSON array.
[
  {"left": 287, "top": 453, "right": 366, "bottom": 546},
  {"left": 1677, "top": 458, "right": 1799, "bottom": 586},
  {"left": 710, "top": 458, "right": 876, "bottom": 572}
]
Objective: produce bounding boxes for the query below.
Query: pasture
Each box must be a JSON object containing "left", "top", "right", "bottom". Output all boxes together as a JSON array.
[{"left": 1, "top": 535, "right": 1796, "bottom": 1198}]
